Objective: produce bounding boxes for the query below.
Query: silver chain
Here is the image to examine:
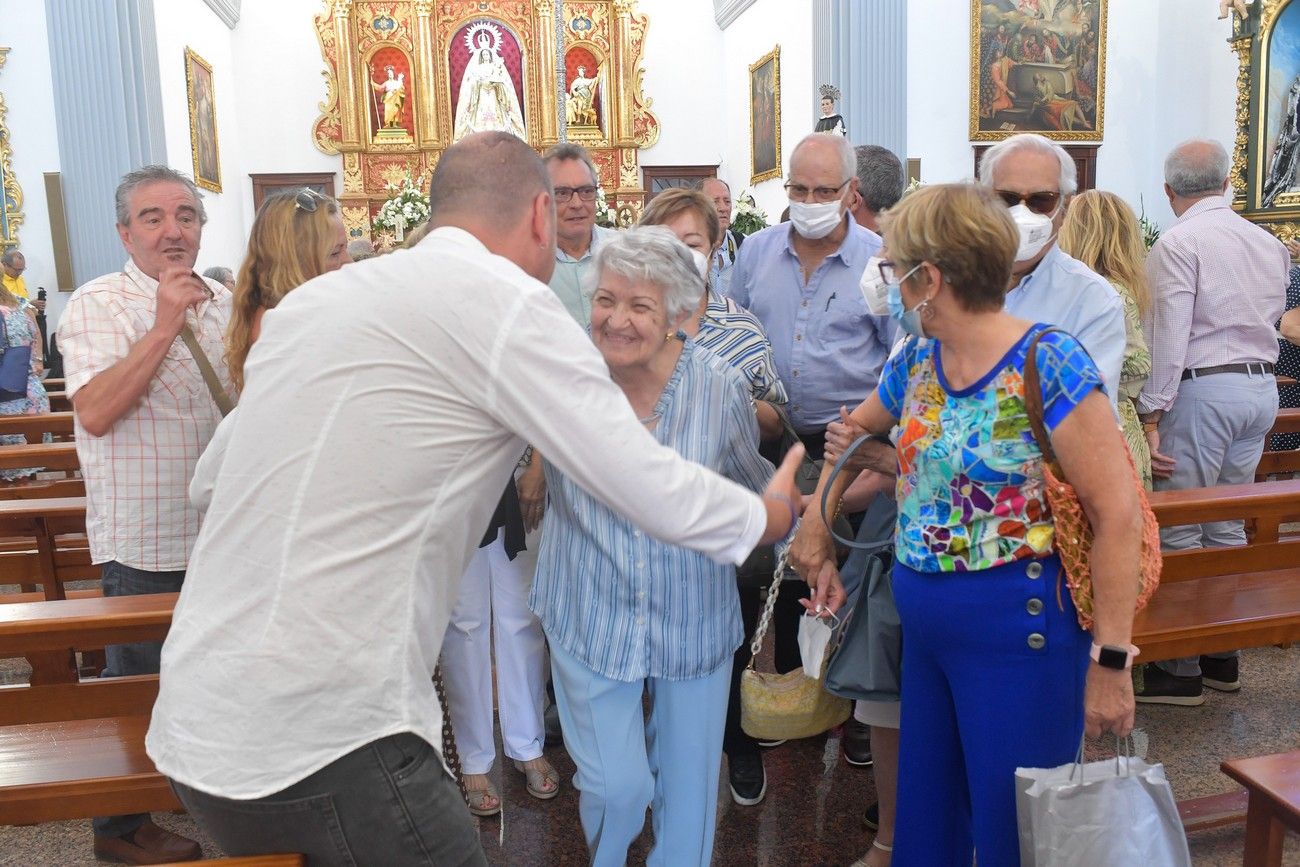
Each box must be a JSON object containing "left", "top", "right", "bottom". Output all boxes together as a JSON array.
[{"left": 749, "top": 544, "right": 792, "bottom": 659}]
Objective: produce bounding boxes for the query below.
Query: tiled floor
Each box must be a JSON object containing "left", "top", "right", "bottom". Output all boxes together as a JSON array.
[{"left": 1, "top": 643, "right": 1297, "bottom": 864}]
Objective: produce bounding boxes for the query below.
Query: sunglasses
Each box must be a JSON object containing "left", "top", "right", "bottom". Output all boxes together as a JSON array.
[
  {"left": 995, "top": 189, "right": 1062, "bottom": 215},
  {"left": 295, "top": 188, "right": 327, "bottom": 213}
]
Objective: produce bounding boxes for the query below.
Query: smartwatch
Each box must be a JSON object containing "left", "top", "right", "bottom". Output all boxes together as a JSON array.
[{"left": 1090, "top": 643, "right": 1140, "bottom": 670}]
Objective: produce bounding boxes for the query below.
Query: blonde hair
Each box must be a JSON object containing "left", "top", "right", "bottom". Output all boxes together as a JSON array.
[
  {"left": 879, "top": 183, "right": 1019, "bottom": 312},
  {"left": 1057, "top": 190, "right": 1151, "bottom": 317},
  {"left": 225, "top": 189, "right": 340, "bottom": 393},
  {"left": 638, "top": 188, "right": 721, "bottom": 249}
]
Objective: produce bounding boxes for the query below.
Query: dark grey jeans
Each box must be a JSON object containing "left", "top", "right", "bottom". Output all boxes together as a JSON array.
[
  {"left": 171, "top": 733, "right": 487, "bottom": 866},
  {"left": 94, "top": 560, "right": 185, "bottom": 838}
]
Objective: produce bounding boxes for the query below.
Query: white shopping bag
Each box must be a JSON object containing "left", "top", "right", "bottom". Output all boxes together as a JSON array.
[{"left": 1015, "top": 739, "right": 1192, "bottom": 867}]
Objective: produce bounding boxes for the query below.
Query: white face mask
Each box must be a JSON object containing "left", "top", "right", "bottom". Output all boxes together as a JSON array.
[
  {"left": 1009, "top": 202, "right": 1058, "bottom": 262},
  {"left": 789, "top": 200, "right": 845, "bottom": 240},
  {"left": 859, "top": 255, "right": 891, "bottom": 316},
  {"left": 690, "top": 248, "right": 710, "bottom": 280}
]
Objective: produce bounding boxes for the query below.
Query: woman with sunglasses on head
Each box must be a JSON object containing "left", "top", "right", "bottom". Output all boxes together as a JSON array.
[
  {"left": 1058, "top": 190, "right": 1155, "bottom": 488},
  {"left": 798, "top": 184, "right": 1140, "bottom": 866},
  {"left": 224, "top": 188, "right": 350, "bottom": 394}
]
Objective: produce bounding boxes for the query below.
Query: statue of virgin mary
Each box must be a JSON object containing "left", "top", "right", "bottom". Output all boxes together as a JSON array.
[
  {"left": 1264, "top": 76, "right": 1300, "bottom": 208},
  {"left": 453, "top": 44, "right": 527, "bottom": 142}
]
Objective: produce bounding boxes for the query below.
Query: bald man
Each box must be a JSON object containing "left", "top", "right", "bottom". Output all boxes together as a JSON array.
[{"left": 145, "top": 132, "right": 803, "bottom": 866}]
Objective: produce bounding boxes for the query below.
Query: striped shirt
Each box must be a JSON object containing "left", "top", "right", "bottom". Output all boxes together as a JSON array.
[
  {"left": 694, "top": 290, "right": 789, "bottom": 405},
  {"left": 531, "top": 341, "right": 774, "bottom": 681},
  {"left": 1138, "top": 196, "right": 1289, "bottom": 413},
  {"left": 58, "top": 260, "right": 232, "bottom": 570}
]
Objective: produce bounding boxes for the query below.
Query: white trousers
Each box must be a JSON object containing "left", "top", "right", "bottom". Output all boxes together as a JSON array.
[{"left": 441, "top": 528, "right": 547, "bottom": 774}]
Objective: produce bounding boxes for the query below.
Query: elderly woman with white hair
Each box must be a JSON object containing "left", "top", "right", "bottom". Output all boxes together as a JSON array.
[{"left": 530, "top": 226, "right": 776, "bottom": 867}]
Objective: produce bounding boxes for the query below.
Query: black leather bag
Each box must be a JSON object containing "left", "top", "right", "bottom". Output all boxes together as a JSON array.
[{"left": 736, "top": 409, "right": 851, "bottom": 588}]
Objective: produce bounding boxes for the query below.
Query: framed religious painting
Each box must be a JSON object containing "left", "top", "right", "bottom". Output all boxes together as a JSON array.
[
  {"left": 1240, "top": 0, "right": 1300, "bottom": 227},
  {"left": 750, "top": 46, "right": 782, "bottom": 184},
  {"left": 969, "top": 0, "right": 1106, "bottom": 142},
  {"left": 185, "top": 47, "right": 221, "bottom": 193}
]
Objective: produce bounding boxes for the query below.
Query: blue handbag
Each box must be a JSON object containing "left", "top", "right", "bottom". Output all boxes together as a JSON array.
[{"left": 0, "top": 309, "right": 32, "bottom": 402}]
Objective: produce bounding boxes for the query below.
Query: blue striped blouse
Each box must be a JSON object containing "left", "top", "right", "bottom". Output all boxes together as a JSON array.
[{"left": 530, "top": 340, "right": 774, "bottom": 682}]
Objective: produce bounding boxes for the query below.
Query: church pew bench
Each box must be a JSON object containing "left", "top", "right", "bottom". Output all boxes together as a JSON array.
[
  {"left": 0, "top": 593, "right": 178, "bottom": 824},
  {"left": 38, "top": 378, "right": 63, "bottom": 392},
  {"left": 0, "top": 496, "right": 88, "bottom": 602},
  {"left": 0, "top": 442, "right": 78, "bottom": 474},
  {"left": 1138, "top": 478, "right": 1300, "bottom": 663},
  {"left": 1221, "top": 750, "right": 1300, "bottom": 866},
  {"left": 0, "top": 411, "right": 76, "bottom": 443},
  {"left": 45, "top": 392, "right": 70, "bottom": 413}
]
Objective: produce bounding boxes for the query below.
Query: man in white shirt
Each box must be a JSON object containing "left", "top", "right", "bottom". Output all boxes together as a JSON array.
[
  {"left": 58, "top": 165, "right": 231, "bottom": 865},
  {"left": 146, "top": 132, "right": 801, "bottom": 866}
]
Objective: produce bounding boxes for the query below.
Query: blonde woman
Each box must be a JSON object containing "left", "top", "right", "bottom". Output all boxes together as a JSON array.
[
  {"left": 225, "top": 189, "right": 350, "bottom": 393},
  {"left": 1059, "top": 190, "right": 1154, "bottom": 488}
]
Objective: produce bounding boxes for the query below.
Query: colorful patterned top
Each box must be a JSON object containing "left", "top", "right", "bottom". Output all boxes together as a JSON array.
[{"left": 877, "top": 324, "right": 1103, "bottom": 573}]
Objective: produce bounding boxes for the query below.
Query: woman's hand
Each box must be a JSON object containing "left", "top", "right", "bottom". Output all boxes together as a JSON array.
[
  {"left": 790, "top": 513, "right": 834, "bottom": 584},
  {"left": 1084, "top": 665, "right": 1135, "bottom": 738},
  {"left": 517, "top": 456, "right": 546, "bottom": 532},
  {"left": 801, "top": 559, "right": 848, "bottom": 617},
  {"left": 825, "top": 406, "right": 866, "bottom": 465},
  {"left": 758, "top": 444, "right": 806, "bottom": 545}
]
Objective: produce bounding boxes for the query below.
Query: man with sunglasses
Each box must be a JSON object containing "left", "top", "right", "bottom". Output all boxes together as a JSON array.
[
  {"left": 979, "top": 133, "right": 1125, "bottom": 406},
  {"left": 57, "top": 164, "right": 231, "bottom": 864},
  {"left": 543, "top": 143, "right": 616, "bottom": 326}
]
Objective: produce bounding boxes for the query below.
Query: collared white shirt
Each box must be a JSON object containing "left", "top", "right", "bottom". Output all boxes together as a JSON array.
[
  {"left": 57, "top": 259, "right": 231, "bottom": 570},
  {"left": 146, "top": 227, "right": 766, "bottom": 799}
]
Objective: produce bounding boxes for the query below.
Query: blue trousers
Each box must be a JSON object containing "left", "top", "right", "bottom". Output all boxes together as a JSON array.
[
  {"left": 95, "top": 560, "right": 185, "bottom": 838},
  {"left": 891, "top": 556, "right": 1088, "bottom": 867},
  {"left": 548, "top": 636, "right": 730, "bottom": 867}
]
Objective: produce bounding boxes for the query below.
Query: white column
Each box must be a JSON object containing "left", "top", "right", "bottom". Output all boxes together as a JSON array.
[{"left": 46, "top": 0, "right": 166, "bottom": 286}]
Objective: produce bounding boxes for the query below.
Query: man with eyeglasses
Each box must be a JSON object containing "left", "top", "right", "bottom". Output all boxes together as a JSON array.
[
  {"left": 57, "top": 164, "right": 230, "bottom": 865},
  {"left": 978, "top": 133, "right": 1125, "bottom": 404},
  {"left": 543, "top": 143, "right": 616, "bottom": 326},
  {"left": 725, "top": 132, "right": 895, "bottom": 806}
]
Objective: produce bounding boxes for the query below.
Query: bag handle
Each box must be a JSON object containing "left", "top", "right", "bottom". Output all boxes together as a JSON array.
[
  {"left": 818, "top": 431, "right": 896, "bottom": 554},
  {"left": 748, "top": 546, "right": 790, "bottom": 661},
  {"left": 179, "top": 324, "right": 234, "bottom": 417}
]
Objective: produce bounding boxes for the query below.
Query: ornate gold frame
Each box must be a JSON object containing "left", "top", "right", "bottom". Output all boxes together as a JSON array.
[
  {"left": 0, "top": 48, "right": 23, "bottom": 249},
  {"left": 967, "top": 0, "right": 1107, "bottom": 143},
  {"left": 313, "top": 1, "right": 660, "bottom": 244},
  {"left": 184, "top": 47, "right": 222, "bottom": 193},
  {"left": 749, "top": 44, "right": 781, "bottom": 185}
]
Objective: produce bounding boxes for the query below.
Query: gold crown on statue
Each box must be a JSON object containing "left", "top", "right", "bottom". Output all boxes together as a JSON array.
[{"left": 819, "top": 84, "right": 841, "bottom": 102}]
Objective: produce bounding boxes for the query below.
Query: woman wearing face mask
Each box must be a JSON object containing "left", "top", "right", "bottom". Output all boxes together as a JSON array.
[
  {"left": 802, "top": 184, "right": 1140, "bottom": 866},
  {"left": 529, "top": 227, "right": 780, "bottom": 866}
]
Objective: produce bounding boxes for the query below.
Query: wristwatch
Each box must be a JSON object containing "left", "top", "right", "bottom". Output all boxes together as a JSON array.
[{"left": 1090, "top": 642, "right": 1140, "bottom": 670}]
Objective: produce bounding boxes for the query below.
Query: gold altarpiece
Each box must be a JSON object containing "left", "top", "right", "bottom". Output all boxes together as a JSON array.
[{"left": 312, "top": 0, "right": 660, "bottom": 245}]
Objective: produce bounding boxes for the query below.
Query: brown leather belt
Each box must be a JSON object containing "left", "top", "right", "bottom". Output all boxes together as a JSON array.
[{"left": 1181, "top": 362, "right": 1275, "bottom": 381}]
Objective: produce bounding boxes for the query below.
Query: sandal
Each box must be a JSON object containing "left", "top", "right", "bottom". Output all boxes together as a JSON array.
[
  {"left": 513, "top": 757, "right": 561, "bottom": 800},
  {"left": 462, "top": 773, "right": 501, "bottom": 817},
  {"left": 849, "top": 838, "right": 893, "bottom": 867}
]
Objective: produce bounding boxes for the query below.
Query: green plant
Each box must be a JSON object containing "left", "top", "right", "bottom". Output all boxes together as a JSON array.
[
  {"left": 1138, "top": 196, "right": 1160, "bottom": 251},
  {"left": 730, "top": 190, "right": 768, "bottom": 236},
  {"left": 372, "top": 174, "right": 430, "bottom": 238}
]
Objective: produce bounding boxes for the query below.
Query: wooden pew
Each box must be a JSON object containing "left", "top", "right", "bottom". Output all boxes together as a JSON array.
[
  {"left": 1221, "top": 750, "right": 1300, "bottom": 866},
  {"left": 0, "top": 411, "right": 76, "bottom": 443},
  {"left": 39, "top": 378, "right": 63, "bottom": 392},
  {"left": 45, "top": 391, "right": 70, "bottom": 413},
  {"left": 1138, "top": 478, "right": 1300, "bottom": 663},
  {"left": 0, "top": 593, "right": 178, "bottom": 825},
  {"left": 0, "top": 496, "right": 90, "bottom": 602}
]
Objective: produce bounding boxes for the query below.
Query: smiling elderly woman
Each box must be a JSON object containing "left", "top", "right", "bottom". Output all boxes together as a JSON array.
[{"left": 529, "top": 226, "right": 775, "bottom": 867}]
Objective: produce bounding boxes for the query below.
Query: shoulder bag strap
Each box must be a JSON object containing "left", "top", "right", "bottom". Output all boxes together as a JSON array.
[
  {"left": 179, "top": 324, "right": 234, "bottom": 417},
  {"left": 1022, "top": 326, "right": 1062, "bottom": 467}
]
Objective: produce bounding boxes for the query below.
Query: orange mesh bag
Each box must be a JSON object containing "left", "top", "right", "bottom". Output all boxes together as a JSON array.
[{"left": 1023, "top": 329, "right": 1163, "bottom": 630}]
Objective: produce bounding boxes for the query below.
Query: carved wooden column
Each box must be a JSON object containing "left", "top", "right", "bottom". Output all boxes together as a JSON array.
[{"left": 414, "top": 0, "right": 440, "bottom": 147}]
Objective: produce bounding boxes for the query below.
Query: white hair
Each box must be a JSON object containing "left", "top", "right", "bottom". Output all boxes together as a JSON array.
[
  {"left": 1164, "top": 139, "right": 1230, "bottom": 197},
  {"left": 978, "top": 133, "right": 1078, "bottom": 195},
  {"left": 585, "top": 226, "right": 703, "bottom": 320},
  {"left": 791, "top": 132, "right": 856, "bottom": 185}
]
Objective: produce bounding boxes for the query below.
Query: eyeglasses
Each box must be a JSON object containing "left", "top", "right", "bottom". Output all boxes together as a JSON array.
[
  {"left": 994, "top": 189, "right": 1062, "bottom": 215},
  {"left": 877, "top": 260, "right": 924, "bottom": 285},
  {"left": 554, "top": 185, "right": 598, "bottom": 203},
  {"left": 295, "top": 188, "right": 326, "bottom": 213},
  {"left": 784, "top": 179, "right": 850, "bottom": 203}
]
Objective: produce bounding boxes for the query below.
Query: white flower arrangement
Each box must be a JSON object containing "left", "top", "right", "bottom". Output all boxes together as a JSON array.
[
  {"left": 731, "top": 189, "right": 768, "bottom": 236},
  {"left": 372, "top": 174, "right": 431, "bottom": 240},
  {"left": 594, "top": 187, "right": 617, "bottom": 229}
]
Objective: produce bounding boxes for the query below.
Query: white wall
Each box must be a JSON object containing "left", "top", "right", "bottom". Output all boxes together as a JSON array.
[
  {"left": 0, "top": 0, "right": 66, "bottom": 326},
  {"left": 719, "top": 0, "right": 814, "bottom": 220},
  {"left": 153, "top": 0, "right": 251, "bottom": 279},
  {"left": 906, "top": 0, "right": 975, "bottom": 185},
  {"left": 638, "top": 0, "right": 727, "bottom": 172}
]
